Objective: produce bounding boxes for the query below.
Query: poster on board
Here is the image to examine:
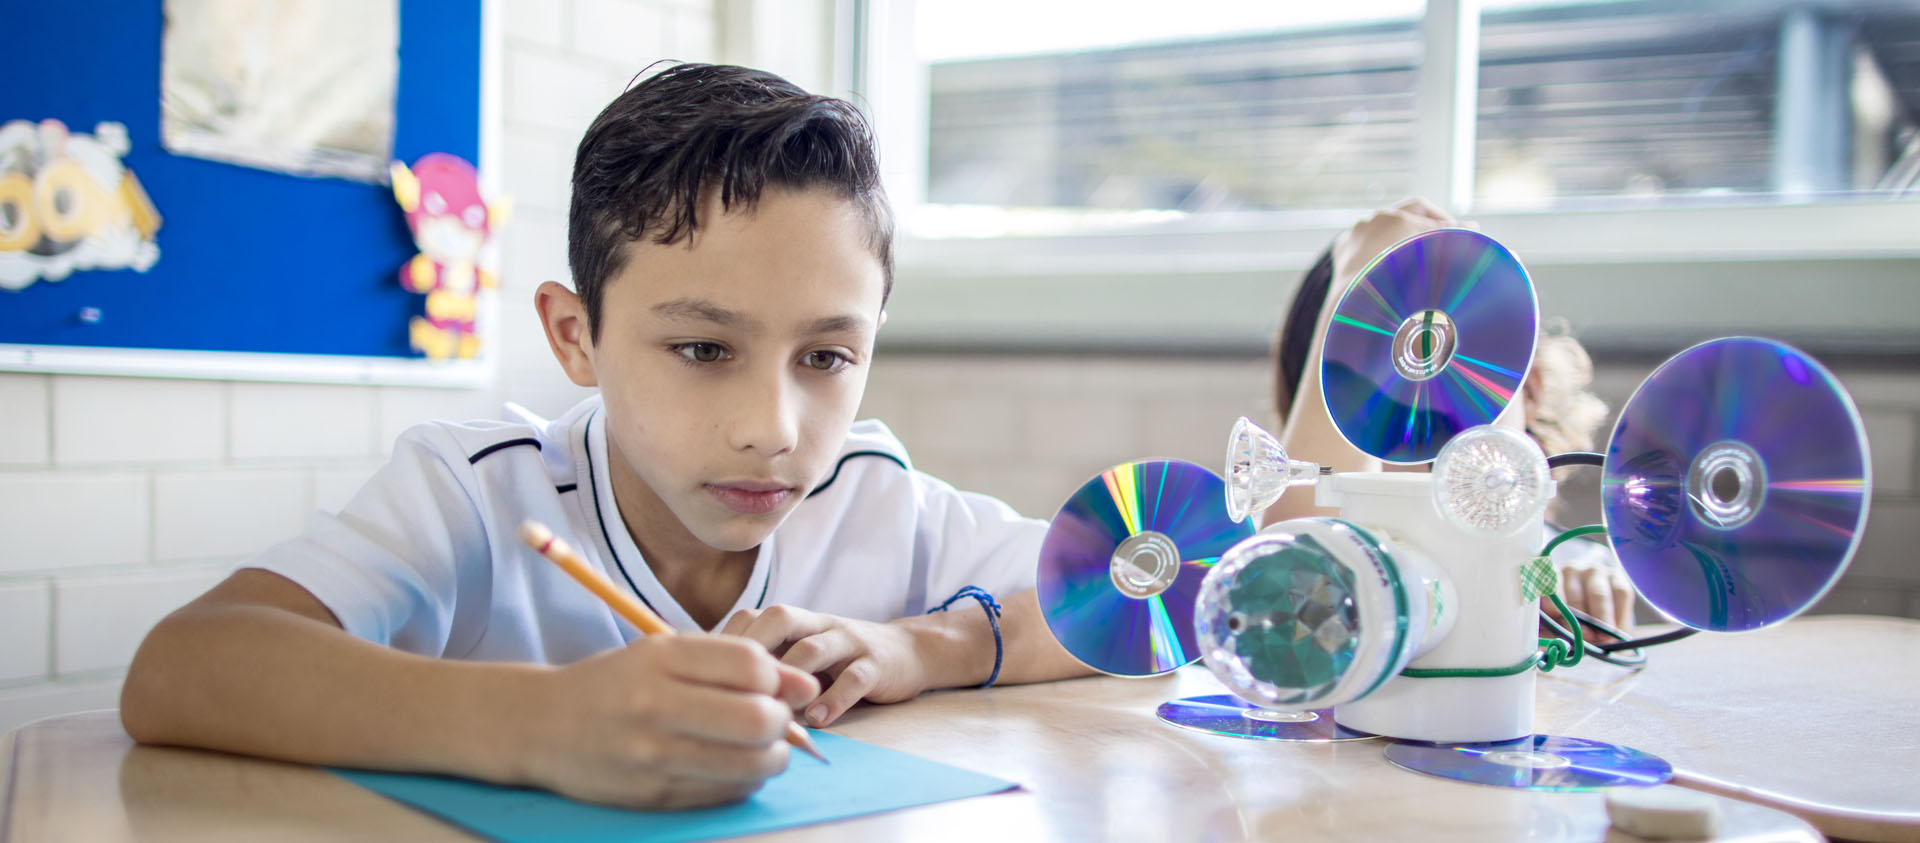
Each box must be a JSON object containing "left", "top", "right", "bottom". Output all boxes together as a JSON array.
[
  {"left": 0, "top": 0, "right": 485, "bottom": 385},
  {"left": 160, "top": 0, "right": 399, "bottom": 184}
]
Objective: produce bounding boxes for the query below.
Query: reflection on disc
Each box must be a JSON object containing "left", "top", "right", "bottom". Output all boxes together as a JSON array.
[
  {"left": 1038, "top": 460, "right": 1256, "bottom": 676},
  {"left": 1385, "top": 734, "right": 1672, "bottom": 791},
  {"left": 1156, "top": 694, "right": 1376, "bottom": 742},
  {"left": 1320, "top": 228, "right": 1538, "bottom": 464},
  {"left": 1602, "top": 337, "right": 1871, "bottom": 632}
]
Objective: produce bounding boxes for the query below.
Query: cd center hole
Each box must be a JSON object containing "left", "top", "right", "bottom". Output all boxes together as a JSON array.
[
  {"left": 1414, "top": 329, "right": 1439, "bottom": 361},
  {"left": 1710, "top": 467, "right": 1741, "bottom": 503},
  {"left": 1110, "top": 531, "right": 1182, "bottom": 599},
  {"left": 1390, "top": 310, "right": 1458, "bottom": 382}
]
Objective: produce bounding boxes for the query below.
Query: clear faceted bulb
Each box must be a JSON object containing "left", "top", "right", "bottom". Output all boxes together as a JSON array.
[
  {"left": 1224, "top": 416, "right": 1324, "bottom": 523},
  {"left": 1431, "top": 424, "right": 1552, "bottom": 536}
]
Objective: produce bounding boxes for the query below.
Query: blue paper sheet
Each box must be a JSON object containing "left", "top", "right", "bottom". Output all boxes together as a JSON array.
[{"left": 333, "top": 730, "right": 1018, "bottom": 842}]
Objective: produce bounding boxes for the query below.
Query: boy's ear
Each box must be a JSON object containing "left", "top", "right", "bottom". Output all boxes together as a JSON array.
[
  {"left": 535, "top": 281, "right": 599, "bottom": 388},
  {"left": 877, "top": 309, "right": 887, "bottom": 329}
]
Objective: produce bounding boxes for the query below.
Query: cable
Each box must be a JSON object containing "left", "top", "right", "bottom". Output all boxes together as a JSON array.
[
  {"left": 1541, "top": 610, "right": 1648, "bottom": 669},
  {"left": 1546, "top": 451, "right": 1604, "bottom": 470},
  {"left": 1531, "top": 526, "right": 1703, "bottom": 670}
]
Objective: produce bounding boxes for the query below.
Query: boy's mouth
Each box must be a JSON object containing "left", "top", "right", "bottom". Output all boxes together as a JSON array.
[{"left": 706, "top": 483, "right": 796, "bottom": 515}]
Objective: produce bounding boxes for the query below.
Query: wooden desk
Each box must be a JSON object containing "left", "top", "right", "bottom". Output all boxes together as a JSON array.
[{"left": 3, "top": 615, "right": 1911, "bottom": 842}]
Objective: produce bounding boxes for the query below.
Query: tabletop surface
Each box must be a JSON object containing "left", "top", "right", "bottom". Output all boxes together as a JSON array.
[{"left": 5, "top": 614, "right": 1916, "bottom": 843}]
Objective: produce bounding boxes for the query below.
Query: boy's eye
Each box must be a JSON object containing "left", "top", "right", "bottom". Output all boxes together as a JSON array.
[
  {"left": 804, "top": 350, "right": 848, "bottom": 371},
  {"left": 677, "top": 343, "right": 726, "bottom": 363}
]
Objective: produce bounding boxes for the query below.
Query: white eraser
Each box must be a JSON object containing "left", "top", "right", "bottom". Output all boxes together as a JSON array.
[{"left": 1606, "top": 787, "right": 1722, "bottom": 839}]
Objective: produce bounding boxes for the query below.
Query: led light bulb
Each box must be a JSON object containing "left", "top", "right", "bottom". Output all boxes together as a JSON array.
[
  {"left": 1224, "top": 416, "right": 1324, "bottom": 523},
  {"left": 1431, "top": 425, "right": 1552, "bottom": 537}
]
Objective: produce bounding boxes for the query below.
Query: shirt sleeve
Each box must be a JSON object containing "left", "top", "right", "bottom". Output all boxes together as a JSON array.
[
  {"left": 909, "top": 471, "right": 1047, "bottom": 613},
  {"left": 244, "top": 423, "right": 492, "bottom": 656}
]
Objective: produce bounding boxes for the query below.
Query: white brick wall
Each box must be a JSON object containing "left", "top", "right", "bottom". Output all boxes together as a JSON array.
[
  {"left": 0, "top": 472, "right": 150, "bottom": 574},
  {"left": 52, "top": 377, "right": 227, "bottom": 465},
  {"left": 53, "top": 567, "right": 231, "bottom": 676},
  {"left": 0, "top": 374, "right": 49, "bottom": 466},
  {"left": 0, "top": 579, "right": 51, "bottom": 683},
  {"left": 230, "top": 383, "right": 378, "bottom": 462}
]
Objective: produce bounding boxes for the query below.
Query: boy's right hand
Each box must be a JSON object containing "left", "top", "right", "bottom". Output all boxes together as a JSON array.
[{"left": 518, "top": 634, "right": 819, "bottom": 810}]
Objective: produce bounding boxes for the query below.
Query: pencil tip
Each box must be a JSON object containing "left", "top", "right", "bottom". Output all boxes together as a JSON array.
[{"left": 792, "top": 728, "right": 829, "bottom": 764}]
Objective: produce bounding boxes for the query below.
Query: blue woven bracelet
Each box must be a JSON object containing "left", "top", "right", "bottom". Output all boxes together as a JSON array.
[{"left": 928, "top": 585, "right": 1003, "bottom": 689}]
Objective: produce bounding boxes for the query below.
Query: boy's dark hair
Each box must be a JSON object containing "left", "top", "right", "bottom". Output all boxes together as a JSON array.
[{"left": 569, "top": 63, "right": 894, "bottom": 338}]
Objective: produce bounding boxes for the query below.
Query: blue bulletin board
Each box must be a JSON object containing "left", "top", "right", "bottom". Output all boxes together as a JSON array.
[{"left": 0, "top": 1, "right": 488, "bottom": 384}]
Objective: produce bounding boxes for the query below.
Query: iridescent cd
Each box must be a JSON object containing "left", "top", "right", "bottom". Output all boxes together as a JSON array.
[
  {"left": 1320, "top": 229, "right": 1538, "bottom": 464},
  {"left": 1601, "top": 337, "right": 1871, "bottom": 632},
  {"left": 1038, "top": 460, "right": 1257, "bottom": 676},
  {"left": 1385, "top": 735, "right": 1672, "bottom": 791},
  {"left": 1156, "top": 694, "right": 1376, "bottom": 742}
]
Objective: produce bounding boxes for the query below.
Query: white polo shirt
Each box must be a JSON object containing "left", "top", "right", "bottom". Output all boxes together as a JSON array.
[{"left": 247, "top": 395, "right": 1044, "bottom": 665}]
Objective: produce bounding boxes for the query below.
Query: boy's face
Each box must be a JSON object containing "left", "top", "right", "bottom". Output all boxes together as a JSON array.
[{"left": 541, "top": 187, "right": 884, "bottom": 555}]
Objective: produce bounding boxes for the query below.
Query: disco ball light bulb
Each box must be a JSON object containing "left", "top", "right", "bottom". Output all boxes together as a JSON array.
[
  {"left": 1225, "top": 416, "right": 1324, "bottom": 523},
  {"left": 1196, "top": 518, "right": 1453, "bottom": 711},
  {"left": 1431, "top": 425, "right": 1552, "bottom": 537}
]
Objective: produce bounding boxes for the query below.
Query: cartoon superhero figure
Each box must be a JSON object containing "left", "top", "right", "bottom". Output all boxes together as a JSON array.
[{"left": 390, "top": 153, "right": 509, "bottom": 360}]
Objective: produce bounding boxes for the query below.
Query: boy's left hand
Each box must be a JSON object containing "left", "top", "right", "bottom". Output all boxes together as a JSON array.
[{"left": 719, "top": 605, "right": 941, "bottom": 728}]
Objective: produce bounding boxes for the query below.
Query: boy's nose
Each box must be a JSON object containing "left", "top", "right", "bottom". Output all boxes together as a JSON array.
[{"left": 727, "top": 369, "right": 800, "bottom": 456}]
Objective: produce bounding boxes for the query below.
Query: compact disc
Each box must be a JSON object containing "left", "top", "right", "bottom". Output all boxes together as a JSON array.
[
  {"left": 1601, "top": 337, "right": 1871, "bottom": 632},
  {"left": 1038, "top": 460, "right": 1257, "bottom": 676},
  {"left": 1385, "top": 735, "right": 1672, "bottom": 790},
  {"left": 1156, "top": 694, "right": 1376, "bottom": 742},
  {"left": 1320, "top": 228, "right": 1538, "bottom": 464}
]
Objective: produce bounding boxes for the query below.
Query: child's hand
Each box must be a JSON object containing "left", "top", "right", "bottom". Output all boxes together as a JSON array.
[
  {"left": 719, "top": 605, "right": 935, "bottom": 728},
  {"left": 1330, "top": 197, "right": 1460, "bottom": 284},
  {"left": 1539, "top": 563, "right": 1635, "bottom": 644},
  {"left": 1558, "top": 560, "right": 1637, "bottom": 641},
  {"left": 522, "top": 635, "right": 818, "bottom": 809}
]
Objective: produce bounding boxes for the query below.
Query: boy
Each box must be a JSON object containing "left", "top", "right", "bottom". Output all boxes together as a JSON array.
[{"left": 121, "top": 63, "right": 1091, "bottom": 810}]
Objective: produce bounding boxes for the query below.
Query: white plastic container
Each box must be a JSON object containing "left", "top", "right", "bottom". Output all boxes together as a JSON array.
[{"left": 1320, "top": 472, "right": 1544, "bottom": 743}]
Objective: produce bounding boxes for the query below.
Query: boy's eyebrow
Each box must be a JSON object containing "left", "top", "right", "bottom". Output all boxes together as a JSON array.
[
  {"left": 800, "top": 314, "right": 870, "bottom": 336},
  {"left": 652, "top": 299, "right": 871, "bottom": 336},
  {"left": 653, "top": 298, "right": 758, "bottom": 330}
]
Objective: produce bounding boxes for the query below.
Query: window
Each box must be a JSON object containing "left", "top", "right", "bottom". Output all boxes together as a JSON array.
[
  {"left": 883, "top": 0, "right": 1920, "bottom": 233},
  {"left": 859, "top": 0, "right": 1920, "bottom": 353},
  {"left": 906, "top": 1, "right": 1425, "bottom": 235},
  {"left": 1476, "top": 0, "right": 1920, "bottom": 210}
]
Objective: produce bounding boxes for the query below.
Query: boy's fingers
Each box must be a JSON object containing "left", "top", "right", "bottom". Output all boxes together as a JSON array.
[
  {"left": 729, "top": 605, "right": 833, "bottom": 656},
  {"left": 804, "top": 657, "right": 881, "bottom": 728},
  {"left": 1577, "top": 567, "right": 1615, "bottom": 641},
  {"left": 640, "top": 730, "right": 790, "bottom": 784},
  {"left": 657, "top": 636, "right": 783, "bottom": 696},
  {"left": 778, "top": 628, "right": 858, "bottom": 677},
  {"left": 656, "top": 682, "right": 797, "bottom": 745},
  {"left": 1560, "top": 568, "right": 1588, "bottom": 622},
  {"left": 1610, "top": 570, "right": 1637, "bottom": 630},
  {"left": 1393, "top": 196, "right": 1452, "bottom": 224},
  {"left": 772, "top": 661, "right": 822, "bottom": 710},
  {"left": 718, "top": 608, "right": 758, "bottom": 638}
]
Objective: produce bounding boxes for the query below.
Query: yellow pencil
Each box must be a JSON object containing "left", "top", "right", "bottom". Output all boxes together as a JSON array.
[{"left": 518, "top": 519, "right": 829, "bottom": 764}]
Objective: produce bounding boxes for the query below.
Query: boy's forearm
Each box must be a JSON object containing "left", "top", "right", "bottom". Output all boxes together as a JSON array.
[
  {"left": 901, "top": 588, "right": 1094, "bottom": 690},
  {"left": 121, "top": 602, "right": 547, "bottom": 784}
]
